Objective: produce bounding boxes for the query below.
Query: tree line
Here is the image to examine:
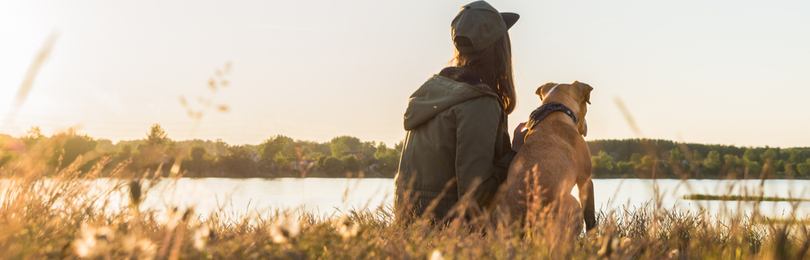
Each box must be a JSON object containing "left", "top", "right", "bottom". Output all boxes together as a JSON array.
[
  {"left": 1, "top": 125, "right": 402, "bottom": 178},
  {"left": 2, "top": 125, "right": 808, "bottom": 179},
  {"left": 588, "top": 139, "right": 810, "bottom": 179}
]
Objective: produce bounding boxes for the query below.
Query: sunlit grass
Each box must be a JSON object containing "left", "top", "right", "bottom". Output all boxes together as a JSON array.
[{"left": 1, "top": 139, "right": 809, "bottom": 259}]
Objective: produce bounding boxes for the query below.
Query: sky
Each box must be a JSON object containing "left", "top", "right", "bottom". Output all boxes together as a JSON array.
[{"left": 1, "top": 0, "right": 809, "bottom": 148}]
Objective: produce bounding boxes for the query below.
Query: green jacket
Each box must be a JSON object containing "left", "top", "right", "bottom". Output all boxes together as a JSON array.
[{"left": 395, "top": 67, "right": 515, "bottom": 222}]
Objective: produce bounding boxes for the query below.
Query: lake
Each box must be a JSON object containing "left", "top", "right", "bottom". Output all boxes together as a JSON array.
[{"left": 125, "top": 178, "right": 810, "bottom": 219}]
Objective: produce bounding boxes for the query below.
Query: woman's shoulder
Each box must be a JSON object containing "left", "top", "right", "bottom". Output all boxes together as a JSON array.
[{"left": 438, "top": 67, "right": 483, "bottom": 86}]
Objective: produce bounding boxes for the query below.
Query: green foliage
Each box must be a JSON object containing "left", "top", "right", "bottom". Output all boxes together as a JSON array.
[
  {"left": 374, "top": 143, "right": 401, "bottom": 177},
  {"left": 797, "top": 163, "right": 809, "bottom": 176},
  {"left": 9, "top": 126, "right": 810, "bottom": 180},
  {"left": 185, "top": 145, "right": 213, "bottom": 176},
  {"left": 639, "top": 155, "right": 658, "bottom": 173},
  {"left": 21, "top": 126, "right": 44, "bottom": 146},
  {"left": 667, "top": 148, "right": 687, "bottom": 175},
  {"left": 146, "top": 124, "right": 168, "bottom": 146},
  {"left": 630, "top": 153, "right": 642, "bottom": 164},
  {"left": 164, "top": 141, "right": 178, "bottom": 159},
  {"left": 591, "top": 151, "right": 615, "bottom": 175},
  {"left": 343, "top": 155, "right": 359, "bottom": 172},
  {"left": 394, "top": 141, "right": 404, "bottom": 152},
  {"left": 316, "top": 155, "right": 327, "bottom": 169},
  {"left": 703, "top": 150, "right": 723, "bottom": 174},
  {"left": 323, "top": 157, "right": 344, "bottom": 176},
  {"left": 760, "top": 149, "right": 777, "bottom": 165},
  {"left": 723, "top": 154, "right": 746, "bottom": 179},
  {"left": 258, "top": 135, "right": 293, "bottom": 165},
  {"left": 217, "top": 145, "right": 257, "bottom": 177},
  {"left": 49, "top": 133, "right": 97, "bottom": 170},
  {"left": 745, "top": 160, "right": 763, "bottom": 176},
  {"left": 95, "top": 139, "right": 115, "bottom": 152},
  {"left": 692, "top": 149, "right": 704, "bottom": 162},
  {"left": 274, "top": 152, "right": 290, "bottom": 170},
  {"left": 118, "top": 144, "right": 132, "bottom": 159},
  {"left": 743, "top": 149, "right": 758, "bottom": 163},
  {"left": 616, "top": 161, "right": 635, "bottom": 175},
  {"left": 331, "top": 136, "right": 361, "bottom": 151},
  {"left": 330, "top": 141, "right": 349, "bottom": 157},
  {"left": 787, "top": 149, "right": 806, "bottom": 164}
]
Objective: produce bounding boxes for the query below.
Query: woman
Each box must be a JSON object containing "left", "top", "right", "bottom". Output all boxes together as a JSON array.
[{"left": 395, "top": 1, "right": 526, "bottom": 223}]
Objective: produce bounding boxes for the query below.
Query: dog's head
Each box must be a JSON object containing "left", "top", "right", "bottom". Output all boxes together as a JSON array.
[{"left": 536, "top": 81, "right": 593, "bottom": 136}]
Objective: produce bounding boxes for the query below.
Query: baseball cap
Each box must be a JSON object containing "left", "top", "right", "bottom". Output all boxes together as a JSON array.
[{"left": 451, "top": 1, "right": 519, "bottom": 53}]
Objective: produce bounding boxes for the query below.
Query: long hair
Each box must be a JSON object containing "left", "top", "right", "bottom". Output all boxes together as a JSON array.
[{"left": 453, "top": 32, "right": 517, "bottom": 114}]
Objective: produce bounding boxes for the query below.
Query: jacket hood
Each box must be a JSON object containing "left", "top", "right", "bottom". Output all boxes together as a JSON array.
[{"left": 403, "top": 67, "right": 499, "bottom": 130}]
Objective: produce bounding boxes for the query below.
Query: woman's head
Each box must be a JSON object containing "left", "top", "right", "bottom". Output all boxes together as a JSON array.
[
  {"left": 450, "top": 1, "right": 518, "bottom": 114},
  {"left": 453, "top": 34, "right": 516, "bottom": 114}
]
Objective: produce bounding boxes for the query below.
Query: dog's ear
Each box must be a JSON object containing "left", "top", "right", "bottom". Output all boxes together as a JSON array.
[
  {"left": 573, "top": 81, "right": 593, "bottom": 104},
  {"left": 536, "top": 82, "right": 558, "bottom": 100}
]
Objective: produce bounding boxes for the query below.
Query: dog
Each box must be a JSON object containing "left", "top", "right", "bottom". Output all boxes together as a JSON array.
[{"left": 502, "top": 81, "right": 595, "bottom": 234}]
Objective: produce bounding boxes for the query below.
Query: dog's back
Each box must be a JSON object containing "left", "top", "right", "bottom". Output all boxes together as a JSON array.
[
  {"left": 502, "top": 113, "right": 587, "bottom": 221},
  {"left": 500, "top": 82, "right": 594, "bottom": 233}
]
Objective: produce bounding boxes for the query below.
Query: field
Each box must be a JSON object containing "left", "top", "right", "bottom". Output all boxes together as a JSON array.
[{"left": 2, "top": 143, "right": 810, "bottom": 260}]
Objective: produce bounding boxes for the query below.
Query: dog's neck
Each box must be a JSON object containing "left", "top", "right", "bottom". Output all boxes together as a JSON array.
[{"left": 526, "top": 102, "right": 579, "bottom": 131}]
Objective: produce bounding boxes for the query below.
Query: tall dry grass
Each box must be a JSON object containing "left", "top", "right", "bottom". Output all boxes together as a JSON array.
[{"left": 1, "top": 138, "right": 809, "bottom": 259}]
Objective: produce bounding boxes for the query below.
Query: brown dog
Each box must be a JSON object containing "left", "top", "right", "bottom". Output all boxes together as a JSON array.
[{"left": 502, "top": 81, "right": 595, "bottom": 233}]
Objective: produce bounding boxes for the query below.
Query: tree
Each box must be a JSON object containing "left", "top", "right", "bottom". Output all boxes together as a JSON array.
[
  {"left": 616, "top": 161, "right": 634, "bottom": 175},
  {"left": 331, "top": 141, "right": 349, "bottom": 157},
  {"left": 745, "top": 160, "right": 763, "bottom": 177},
  {"left": 591, "top": 151, "right": 615, "bottom": 176},
  {"left": 119, "top": 144, "right": 133, "bottom": 159},
  {"left": 374, "top": 143, "right": 402, "bottom": 177},
  {"left": 257, "top": 135, "right": 293, "bottom": 171},
  {"left": 190, "top": 146, "right": 208, "bottom": 162},
  {"left": 703, "top": 151, "right": 722, "bottom": 171},
  {"left": 759, "top": 149, "right": 777, "bottom": 176},
  {"left": 639, "top": 155, "right": 658, "bottom": 173},
  {"left": 146, "top": 124, "right": 168, "bottom": 146},
  {"left": 787, "top": 149, "right": 806, "bottom": 164},
  {"left": 331, "top": 136, "right": 361, "bottom": 151},
  {"left": 692, "top": 149, "right": 704, "bottom": 162},
  {"left": 185, "top": 145, "right": 212, "bottom": 176},
  {"left": 274, "top": 152, "right": 290, "bottom": 170},
  {"left": 667, "top": 148, "right": 687, "bottom": 175},
  {"left": 394, "top": 141, "right": 404, "bottom": 152},
  {"left": 723, "top": 154, "right": 745, "bottom": 179},
  {"left": 49, "top": 132, "right": 97, "bottom": 171},
  {"left": 323, "top": 157, "right": 345, "bottom": 176},
  {"left": 22, "top": 126, "right": 45, "bottom": 146},
  {"left": 316, "top": 155, "right": 327, "bottom": 169},
  {"left": 164, "top": 141, "right": 178, "bottom": 160},
  {"left": 344, "top": 155, "right": 360, "bottom": 173},
  {"left": 630, "top": 153, "right": 642, "bottom": 164},
  {"left": 217, "top": 145, "right": 257, "bottom": 177},
  {"left": 797, "top": 163, "right": 810, "bottom": 176},
  {"left": 361, "top": 141, "right": 377, "bottom": 158},
  {"left": 760, "top": 149, "right": 777, "bottom": 165},
  {"left": 743, "top": 149, "right": 758, "bottom": 163}
]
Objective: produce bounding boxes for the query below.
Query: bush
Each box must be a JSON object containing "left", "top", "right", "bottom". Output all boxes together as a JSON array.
[
  {"left": 323, "top": 157, "right": 344, "bottom": 176},
  {"left": 797, "top": 163, "right": 809, "bottom": 176}
]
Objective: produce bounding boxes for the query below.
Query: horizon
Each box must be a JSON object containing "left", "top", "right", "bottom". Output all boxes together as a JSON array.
[{"left": 2, "top": 0, "right": 809, "bottom": 148}]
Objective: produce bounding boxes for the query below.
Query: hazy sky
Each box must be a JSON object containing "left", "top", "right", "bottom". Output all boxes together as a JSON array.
[{"left": 2, "top": 0, "right": 809, "bottom": 148}]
